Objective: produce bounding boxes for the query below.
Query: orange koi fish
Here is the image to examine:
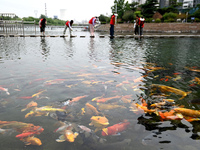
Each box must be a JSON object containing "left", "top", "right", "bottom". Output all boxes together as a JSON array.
[
  {"left": 21, "top": 101, "right": 38, "bottom": 112},
  {"left": 134, "top": 103, "right": 156, "bottom": 114},
  {"left": 96, "top": 95, "right": 121, "bottom": 103},
  {"left": 158, "top": 110, "right": 183, "bottom": 121},
  {"left": 85, "top": 103, "right": 100, "bottom": 115},
  {"left": 16, "top": 127, "right": 43, "bottom": 139},
  {"left": 102, "top": 121, "right": 130, "bottom": 136},
  {"left": 69, "top": 95, "right": 88, "bottom": 104},
  {"left": 18, "top": 96, "right": 33, "bottom": 100},
  {"left": 21, "top": 136, "right": 42, "bottom": 146}
]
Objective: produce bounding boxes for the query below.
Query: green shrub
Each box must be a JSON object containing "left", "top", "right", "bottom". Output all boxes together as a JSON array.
[
  {"left": 195, "top": 18, "right": 200, "bottom": 22},
  {"left": 155, "top": 18, "right": 161, "bottom": 23}
]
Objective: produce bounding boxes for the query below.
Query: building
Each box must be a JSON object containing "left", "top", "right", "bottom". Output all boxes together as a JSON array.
[{"left": 131, "top": 0, "right": 146, "bottom": 5}]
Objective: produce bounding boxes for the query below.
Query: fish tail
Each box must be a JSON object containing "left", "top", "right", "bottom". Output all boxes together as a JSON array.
[{"left": 158, "top": 112, "right": 165, "bottom": 121}]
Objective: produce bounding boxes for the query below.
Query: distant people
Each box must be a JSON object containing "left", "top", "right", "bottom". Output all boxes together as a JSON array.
[
  {"left": 138, "top": 16, "right": 145, "bottom": 37},
  {"left": 39, "top": 18, "right": 47, "bottom": 36},
  {"left": 89, "top": 16, "right": 97, "bottom": 36},
  {"left": 134, "top": 15, "right": 139, "bottom": 35},
  {"left": 110, "top": 14, "right": 115, "bottom": 38},
  {"left": 63, "top": 20, "right": 73, "bottom": 36}
]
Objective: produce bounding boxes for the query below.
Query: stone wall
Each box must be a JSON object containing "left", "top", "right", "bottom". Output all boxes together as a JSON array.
[{"left": 96, "top": 23, "right": 200, "bottom": 34}]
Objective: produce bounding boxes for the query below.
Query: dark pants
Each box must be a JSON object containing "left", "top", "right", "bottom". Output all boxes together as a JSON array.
[
  {"left": 139, "top": 26, "right": 143, "bottom": 36},
  {"left": 135, "top": 25, "right": 138, "bottom": 35},
  {"left": 110, "top": 24, "right": 114, "bottom": 37}
]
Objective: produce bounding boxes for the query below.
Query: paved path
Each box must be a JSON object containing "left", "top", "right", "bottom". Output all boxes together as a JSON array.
[{"left": 1, "top": 34, "right": 200, "bottom": 38}]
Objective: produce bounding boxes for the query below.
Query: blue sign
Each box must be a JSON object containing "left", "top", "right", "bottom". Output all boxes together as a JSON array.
[{"left": 191, "top": 17, "right": 195, "bottom": 20}]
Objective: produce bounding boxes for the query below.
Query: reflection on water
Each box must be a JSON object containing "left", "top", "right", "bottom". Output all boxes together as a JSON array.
[
  {"left": 40, "top": 37, "right": 50, "bottom": 61},
  {"left": 1, "top": 36, "right": 200, "bottom": 150}
]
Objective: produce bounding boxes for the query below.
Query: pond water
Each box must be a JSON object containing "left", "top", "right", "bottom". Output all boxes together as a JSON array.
[{"left": 0, "top": 30, "right": 200, "bottom": 150}]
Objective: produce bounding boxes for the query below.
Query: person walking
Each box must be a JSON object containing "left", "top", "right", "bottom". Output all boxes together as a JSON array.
[
  {"left": 134, "top": 15, "right": 139, "bottom": 35},
  {"left": 138, "top": 16, "right": 145, "bottom": 37},
  {"left": 110, "top": 14, "right": 115, "bottom": 38},
  {"left": 39, "top": 18, "right": 47, "bottom": 36},
  {"left": 63, "top": 20, "right": 74, "bottom": 36},
  {"left": 88, "top": 17, "right": 97, "bottom": 37}
]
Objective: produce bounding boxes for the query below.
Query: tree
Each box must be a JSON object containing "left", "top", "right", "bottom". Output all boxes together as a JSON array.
[
  {"left": 111, "top": 0, "right": 126, "bottom": 19},
  {"left": 140, "top": 0, "right": 158, "bottom": 18},
  {"left": 122, "top": 11, "right": 134, "bottom": 22},
  {"left": 129, "top": 2, "right": 139, "bottom": 12},
  {"left": 99, "top": 14, "right": 109, "bottom": 23}
]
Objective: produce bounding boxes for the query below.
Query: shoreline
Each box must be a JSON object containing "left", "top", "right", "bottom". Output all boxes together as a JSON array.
[{"left": 96, "top": 23, "right": 200, "bottom": 35}]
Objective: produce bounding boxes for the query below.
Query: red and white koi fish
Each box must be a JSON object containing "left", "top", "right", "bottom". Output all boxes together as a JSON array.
[{"left": 0, "top": 86, "right": 10, "bottom": 95}]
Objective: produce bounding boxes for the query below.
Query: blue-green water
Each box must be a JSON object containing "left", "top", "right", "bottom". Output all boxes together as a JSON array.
[{"left": 0, "top": 31, "right": 200, "bottom": 150}]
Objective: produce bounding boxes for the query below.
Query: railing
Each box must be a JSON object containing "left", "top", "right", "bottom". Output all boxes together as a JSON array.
[{"left": 0, "top": 20, "right": 36, "bottom": 36}]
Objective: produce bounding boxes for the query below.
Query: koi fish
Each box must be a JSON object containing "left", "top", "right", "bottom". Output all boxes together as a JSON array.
[
  {"left": 25, "top": 111, "right": 49, "bottom": 118},
  {"left": 56, "top": 130, "right": 79, "bottom": 142},
  {"left": 34, "top": 106, "right": 66, "bottom": 113},
  {"left": 78, "top": 125, "right": 92, "bottom": 133},
  {"left": 97, "top": 103, "right": 126, "bottom": 111},
  {"left": 190, "top": 77, "right": 200, "bottom": 85},
  {"left": 44, "top": 79, "right": 66, "bottom": 85},
  {"left": 185, "top": 66, "right": 200, "bottom": 72},
  {"left": 85, "top": 103, "right": 100, "bottom": 115},
  {"left": 134, "top": 103, "right": 156, "bottom": 114},
  {"left": 32, "top": 90, "right": 46, "bottom": 98},
  {"left": 102, "top": 121, "right": 130, "bottom": 136},
  {"left": 0, "top": 86, "right": 10, "bottom": 95},
  {"left": 134, "top": 75, "right": 147, "bottom": 83},
  {"left": 69, "top": 95, "right": 88, "bottom": 104},
  {"left": 150, "top": 101, "right": 174, "bottom": 108},
  {"left": 0, "top": 128, "right": 14, "bottom": 135},
  {"left": 21, "top": 136, "right": 42, "bottom": 146},
  {"left": 89, "top": 116, "right": 109, "bottom": 132},
  {"left": 95, "top": 95, "right": 121, "bottom": 103},
  {"left": 21, "top": 101, "right": 38, "bottom": 112},
  {"left": 16, "top": 128, "right": 42, "bottom": 139},
  {"left": 173, "top": 108, "right": 200, "bottom": 118},
  {"left": 150, "top": 84, "right": 191, "bottom": 100},
  {"left": 158, "top": 110, "right": 183, "bottom": 121},
  {"left": 18, "top": 96, "right": 33, "bottom": 100}
]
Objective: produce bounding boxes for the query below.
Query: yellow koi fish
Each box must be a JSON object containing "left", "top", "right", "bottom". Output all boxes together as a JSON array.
[
  {"left": 97, "top": 103, "right": 126, "bottom": 111},
  {"left": 32, "top": 90, "right": 46, "bottom": 98},
  {"left": 173, "top": 108, "right": 200, "bottom": 118},
  {"left": 150, "top": 84, "right": 191, "bottom": 100},
  {"left": 89, "top": 116, "right": 109, "bottom": 132}
]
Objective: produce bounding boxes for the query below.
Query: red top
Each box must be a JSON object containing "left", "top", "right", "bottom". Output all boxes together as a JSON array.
[
  {"left": 110, "top": 15, "right": 115, "bottom": 25},
  {"left": 89, "top": 17, "right": 96, "bottom": 25},
  {"left": 65, "top": 21, "right": 70, "bottom": 27},
  {"left": 138, "top": 18, "right": 145, "bottom": 28}
]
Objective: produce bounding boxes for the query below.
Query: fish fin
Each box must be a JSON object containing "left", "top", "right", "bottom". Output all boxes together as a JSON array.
[
  {"left": 102, "top": 128, "right": 108, "bottom": 135},
  {"left": 113, "top": 133, "right": 121, "bottom": 136},
  {"left": 21, "top": 108, "right": 27, "bottom": 112},
  {"left": 58, "top": 135, "right": 65, "bottom": 141},
  {"left": 56, "top": 139, "right": 65, "bottom": 142},
  {"left": 24, "top": 142, "right": 31, "bottom": 145},
  {"left": 94, "top": 128, "right": 100, "bottom": 132}
]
